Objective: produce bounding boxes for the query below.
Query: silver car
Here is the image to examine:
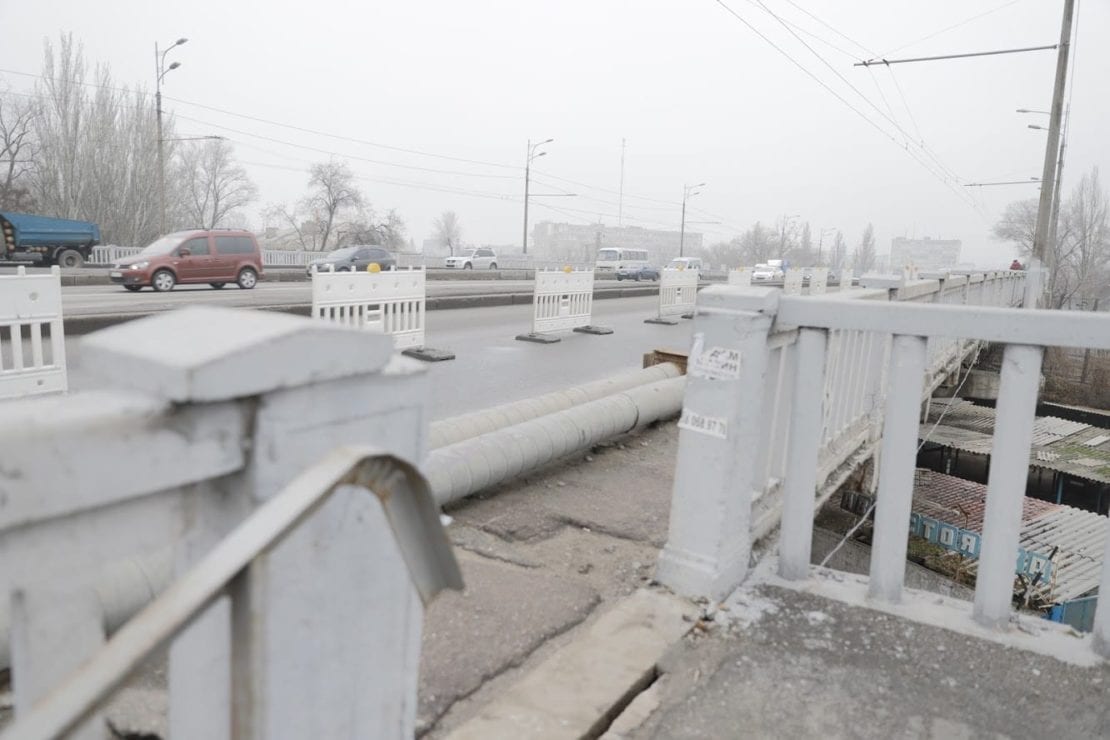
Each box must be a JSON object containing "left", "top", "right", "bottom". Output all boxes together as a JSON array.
[{"left": 445, "top": 248, "right": 498, "bottom": 270}]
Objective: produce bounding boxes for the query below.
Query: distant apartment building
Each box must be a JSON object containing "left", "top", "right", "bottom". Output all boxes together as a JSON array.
[
  {"left": 531, "top": 222, "right": 702, "bottom": 264},
  {"left": 889, "top": 236, "right": 962, "bottom": 271}
]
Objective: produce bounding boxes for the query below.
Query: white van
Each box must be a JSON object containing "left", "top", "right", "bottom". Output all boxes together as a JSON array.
[{"left": 596, "top": 247, "right": 648, "bottom": 273}]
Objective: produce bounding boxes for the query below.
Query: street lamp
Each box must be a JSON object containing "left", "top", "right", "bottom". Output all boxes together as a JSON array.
[
  {"left": 1020, "top": 106, "right": 1069, "bottom": 273},
  {"left": 679, "top": 182, "right": 705, "bottom": 257},
  {"left": 521, "top": 138, "right": 553, "bottom": 255},
  {"left": 155, "top": 37, "right": 188, "bottom": 235},
  {"left": 816, "top": 226, "right": 837, "bottom": 265}
]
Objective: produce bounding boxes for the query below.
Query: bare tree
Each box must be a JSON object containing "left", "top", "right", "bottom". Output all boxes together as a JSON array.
[
  {"left": 177, "top": 138, "right": 257, "bottom": 228},
  {"left": 739, "top": 221, "right": 776, "bottom": 264},
  {"left": 790, "top": 221, "right": 814, "bottom": 266},
  {"left": 432, "top": 211, "right": 462, "bottom": 255},
  {"left": 304, "top": 159, "right": 363, "bottom": 251},
  {"left": 994, "top": 172, "right": 1110, "bottom": 309},
  {"left": 0, "top": 92, "right": 39, "bottom": 211},
  {"left": 31, "top": 34, "right": 168, "bottom": 246},
  {"left": 991, "top": 198, "right": 1038, "bottom": 258},
  {"left": 852, "top": 223, "right": 877, "bottom": 273},
  {"left": 1052, "top": 167, "right": 1109, "bottom": 309}
]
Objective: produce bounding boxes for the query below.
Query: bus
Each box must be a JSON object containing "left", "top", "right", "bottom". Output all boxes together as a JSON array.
[{"left": 596, "top": 247, "right": 648, "bottom": 273}]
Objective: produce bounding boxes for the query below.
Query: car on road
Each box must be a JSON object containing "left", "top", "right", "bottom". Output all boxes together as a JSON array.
[
  {"left": 110, "top": 230, "right": 263, "bottom": 292},
  {"left": 306, "top": 245, "right": 397, "bottom": 275},
  {"left": 444, "top": 248, "right": 497, "bottom": 270},
  {"left": 751, "top": 263, "right": 784, "bottom": 282},
  {"left": 667, "top": 257, "right": 702, "bottom": 272},
  {"left": 616, "top": 265, "right": 660, "bottom": 281}
]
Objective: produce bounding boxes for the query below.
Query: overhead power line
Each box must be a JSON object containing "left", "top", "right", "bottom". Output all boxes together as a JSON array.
[
  {"left": 721, "top": 1, "right": 983, "bottom": 217},
  {"left": 878, "top": 0, "right": 1025, "bottom": 58}
]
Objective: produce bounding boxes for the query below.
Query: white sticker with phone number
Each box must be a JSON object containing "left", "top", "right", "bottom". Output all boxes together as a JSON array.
[
  {"left": 678, "top": 409, "right": 729, "bottom": 440},
  {"left": 689, "top": 346, "right": 741, "bottom": 381}
]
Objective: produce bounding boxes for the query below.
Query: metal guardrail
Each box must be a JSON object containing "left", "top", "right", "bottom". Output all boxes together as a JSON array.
[{"left": 1, "top": 447, "right": 462, "bottom": 740}]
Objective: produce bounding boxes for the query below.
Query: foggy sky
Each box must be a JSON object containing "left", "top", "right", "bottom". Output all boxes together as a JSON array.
[{"left": 3, "top": 0, "right": 1108, "bottom": 265}]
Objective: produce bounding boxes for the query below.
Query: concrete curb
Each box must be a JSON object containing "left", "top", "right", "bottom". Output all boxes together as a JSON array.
[
  {"left": 62, "top": 287, "right": 663, "bottom": 335},
  {"left": 444, "top": 589, "right": 694, "bottom": 740}
]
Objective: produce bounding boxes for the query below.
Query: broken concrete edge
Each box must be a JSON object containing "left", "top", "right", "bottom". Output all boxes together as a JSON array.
[
  {"left": 62, "top": 288, "right": 660, "bottom": 335},
  {"left": 444, "top": 588, "right": 697, "bottom": 740}
]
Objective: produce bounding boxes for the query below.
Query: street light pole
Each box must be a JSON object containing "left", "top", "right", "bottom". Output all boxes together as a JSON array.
[
  {"left": 679, "top": 182, "right": 705, "bottom": 258},
  {"left": 522, "top": 138, "right": 553, "bottom": 255},
  {"left": 155, "top": 37, "right": 187, "bottom": 235}
]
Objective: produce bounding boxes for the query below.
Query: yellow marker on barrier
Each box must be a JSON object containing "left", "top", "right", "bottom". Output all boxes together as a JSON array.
[
  {"left": 368, "top": 262, "right": 381, "bottom": 273},
  {"left": 563, "top": 265, "right": 573, "bottom": 273}
]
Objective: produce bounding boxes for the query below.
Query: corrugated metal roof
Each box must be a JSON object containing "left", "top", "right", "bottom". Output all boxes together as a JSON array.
[
  {"left": 913, "top": 470, "right": 1107, "bottom": 604},
  {"left": 919, "top": 399, "right": 1110, "bottom": 484}
]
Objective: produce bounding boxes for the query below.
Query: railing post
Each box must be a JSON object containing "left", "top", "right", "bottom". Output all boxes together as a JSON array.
[
  {"left": 779, "top": 327, "right": 828, "bottom": 579},
  {"left": 656, "top": 286, "right": 779, "bottom": 599},
  {"left": 868, "top": 334, "right": 928, "bottom": 603},
  {"left": 973, "top": 343, "right": 1044, "bottom": 628}
]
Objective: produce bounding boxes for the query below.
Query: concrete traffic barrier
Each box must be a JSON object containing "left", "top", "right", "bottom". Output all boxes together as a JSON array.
[
  {"left": 645, "top": 267, "right": 698, "bottom": 325},
  {"left": 311, "top": 264, "right": 455, "bottom": 361},
  {"left": 516, "top": 268, "right": 612, "bottom": 343},
  {"left": 727, "top": 268, "right": 753, "bottom": 287}
]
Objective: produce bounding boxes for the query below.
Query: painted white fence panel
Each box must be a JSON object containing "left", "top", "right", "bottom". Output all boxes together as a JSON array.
[
  {"left": 0, "top": 265, "right": 67, "bottom": 400},
  {"left": 839, "top": 269, "right": 854, "bottom": 291},
  {"left": 808, "top": 268, "right": 829, "bottom": 295},
  {"left": 657, "top": 268, "right": 698, "bottom": 318},
  {"left": 531, "top": 269, "right": 595, "bottom": 334},
  {"left": 89, "top": 246, "right": 142, "bottom": 264},
  {"left": 728, "top": 269, "right": 753, "bottom": 287},
  {"left": 312, "top": 267, "right": 426, "bottom": 350},
  {"left": 783, "top": 268, "right": 804, "bottom": 295}
]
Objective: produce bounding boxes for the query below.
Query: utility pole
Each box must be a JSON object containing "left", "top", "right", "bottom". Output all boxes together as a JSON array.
[
  {"left": 1027, "top": 0, "right": 1076, "bottom": 308},
  {"left": 618, "top": 138, "right": 626, "bottom": 227},
  {"left": 679, "top": 182, "right": 705, "bottom": 258},
  {"left": 1046, "top": 106, "right": 1069, "bottom": 270}
]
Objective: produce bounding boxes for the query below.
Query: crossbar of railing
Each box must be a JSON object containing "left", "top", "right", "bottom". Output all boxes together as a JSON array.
[
  {"left": 0, "top": 446, "right": 463, "bottom": 740},
  {"left": 778, "top": 298, "right": 1110, "bottom": 350}
]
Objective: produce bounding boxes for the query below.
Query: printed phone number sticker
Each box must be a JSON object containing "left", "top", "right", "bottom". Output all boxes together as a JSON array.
[
  {"left": 678, "top": 409, "right": 729, "bottom": 440},
  {"left": 690, "top": 346, "right": 741, "bottom": 381}
]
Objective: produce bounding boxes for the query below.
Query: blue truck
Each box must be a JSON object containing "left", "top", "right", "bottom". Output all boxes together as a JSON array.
[{"left": 0, "top": 211, "right": 101, "bottom": 268}]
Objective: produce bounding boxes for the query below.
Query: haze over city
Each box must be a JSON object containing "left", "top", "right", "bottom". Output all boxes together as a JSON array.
[{"left": 4, "top": 0, "right": 1108, "bottom": 265}]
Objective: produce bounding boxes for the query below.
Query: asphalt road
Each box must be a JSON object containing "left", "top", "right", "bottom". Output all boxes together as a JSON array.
[
  {"left": 65, "top": 295, "right": 693, "bottom": 420},
  {"left": 58, "top": 280, "right": 547, "bottom": 316}
]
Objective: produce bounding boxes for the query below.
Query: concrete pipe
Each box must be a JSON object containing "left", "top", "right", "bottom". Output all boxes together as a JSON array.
[
  {"left": 429, "top": 363, "right": 682, "bottom": 449},
  {"left": 429, "top": 376, "right": 685, "bottom": 505}
]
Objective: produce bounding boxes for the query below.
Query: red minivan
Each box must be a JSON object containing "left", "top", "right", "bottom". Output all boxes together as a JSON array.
[{"left": 109, "top": 229, "right": 264, "bottom": 292}]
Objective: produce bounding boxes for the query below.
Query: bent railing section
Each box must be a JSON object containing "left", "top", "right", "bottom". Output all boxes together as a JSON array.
[{"left": 2, "top": 448, "right": 462, "bottom": 740}]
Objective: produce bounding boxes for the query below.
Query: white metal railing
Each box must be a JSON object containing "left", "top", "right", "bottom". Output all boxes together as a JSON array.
[
  {"left": 0, "top": 265, "right": 67, "bottom": 400},
  {"left": 658, "top": 272, "right": 1027, "bottom": 586},
  {"left": 312, "top": 266, "right": 427, "bottom": 350},
  {"left": 89, "top": 245, "right": 142, "bottom": 264},
  {"left": 660, "top": 269, "right": 1110, "bottom": 658},
  {"left": 0, "top": 306, "right": 460, "bottom": 737}
]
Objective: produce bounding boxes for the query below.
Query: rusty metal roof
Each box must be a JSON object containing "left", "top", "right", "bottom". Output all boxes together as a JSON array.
[{"left": 913, "top": 469, "right": 1107, "bottom": 603}]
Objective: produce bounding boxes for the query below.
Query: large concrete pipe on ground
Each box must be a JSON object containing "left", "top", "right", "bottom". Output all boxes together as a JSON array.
[
  {"left": 429, "top": 363, "right": 682, "bottom": 448},
  {"left": 0, "top": 367, "right": 685, "bottom": 669},
  {"left": 429, "top": 376, "right": 685, "bottom": 505}
]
